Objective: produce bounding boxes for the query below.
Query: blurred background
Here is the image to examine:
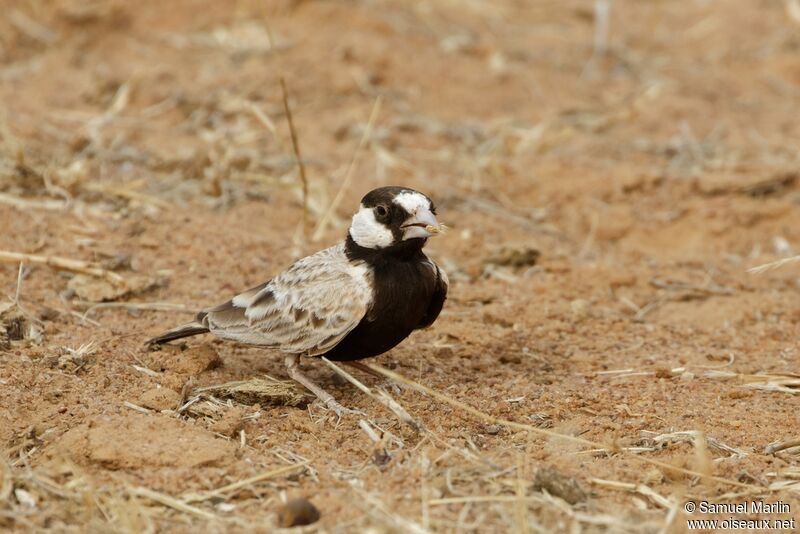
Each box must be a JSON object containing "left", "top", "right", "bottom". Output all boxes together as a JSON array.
[
  {"left": 2, "top": 1, "right": 800, "bottom": 531},
  {"left": 2, "top": 0, "right": 798, "bottom": 264}
]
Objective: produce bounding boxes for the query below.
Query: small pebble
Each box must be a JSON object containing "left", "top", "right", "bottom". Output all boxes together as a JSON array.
[
  {"left": 277, "top": 497, "right": 321, "bottom": 528},
  {"left": 532, "top": 466, "right": 587, "bottom": 504},
  {"left": 482, "top": 424, "right": 502, "bottom": 435}
]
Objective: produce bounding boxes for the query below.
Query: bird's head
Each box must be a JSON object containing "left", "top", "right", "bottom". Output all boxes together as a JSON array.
[{"left": 348, "top": 186, "right": 444, "bottom": 250}]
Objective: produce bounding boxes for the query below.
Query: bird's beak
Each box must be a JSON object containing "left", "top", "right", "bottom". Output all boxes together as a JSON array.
[{"left": 401, "top": 208, "right": 443, "bottom": 240}]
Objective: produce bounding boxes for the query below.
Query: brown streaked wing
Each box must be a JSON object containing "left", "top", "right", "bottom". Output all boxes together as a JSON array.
[{"left": 200, "top": 243, "right": 373, "bottom": 354}]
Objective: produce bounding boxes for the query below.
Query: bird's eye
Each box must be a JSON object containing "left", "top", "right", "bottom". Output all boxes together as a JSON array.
[{"left": 375, "top": 205, "right": 389, "bottom": 219}]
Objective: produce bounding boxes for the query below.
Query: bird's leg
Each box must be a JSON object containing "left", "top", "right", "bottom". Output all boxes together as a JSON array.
[{"left": 284, "top": 354, "right": 362, "bottom": 417}]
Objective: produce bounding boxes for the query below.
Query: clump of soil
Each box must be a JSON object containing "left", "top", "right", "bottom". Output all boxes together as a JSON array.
[{"left": 53, "top": 413, "right": 236, "bottom": 469}]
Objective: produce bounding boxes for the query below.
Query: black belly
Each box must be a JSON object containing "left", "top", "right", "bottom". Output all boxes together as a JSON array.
[{"left": 322, "top": 259, "right": 436, "bottom": 362}]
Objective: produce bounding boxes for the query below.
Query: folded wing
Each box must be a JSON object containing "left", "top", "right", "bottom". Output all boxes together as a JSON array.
[{"left": 198, "top": 244, "right": 373, "bottom": 355}]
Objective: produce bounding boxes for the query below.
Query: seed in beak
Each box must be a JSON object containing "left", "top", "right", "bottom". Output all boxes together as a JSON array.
[{"left": 425, "top": 223, "right": 448, "bottom": 235}]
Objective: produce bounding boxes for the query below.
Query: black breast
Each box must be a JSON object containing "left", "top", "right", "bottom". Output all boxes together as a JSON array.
[{"left": 322, "top": 237, "right": 440, "bottom": 361}]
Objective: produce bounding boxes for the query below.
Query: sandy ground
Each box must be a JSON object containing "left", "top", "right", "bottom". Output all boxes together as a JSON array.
[{"left": 2, "top": 0, "right": 800, "bottom": 532}]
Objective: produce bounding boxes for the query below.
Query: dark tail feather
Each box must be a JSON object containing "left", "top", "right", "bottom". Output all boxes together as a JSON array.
[{"left": 147, "top": 322, "right": 209, "bottom": 346}]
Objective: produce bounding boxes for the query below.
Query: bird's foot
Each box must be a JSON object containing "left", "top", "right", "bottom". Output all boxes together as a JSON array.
[
  {"left": 322, "top": 398, "right": 366, "bottom": 418},
  {"left": 285, "top": 355, "right": 366, "bottom": 417}
]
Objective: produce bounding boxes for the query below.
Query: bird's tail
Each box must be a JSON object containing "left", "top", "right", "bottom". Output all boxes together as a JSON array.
[{"left": 147, "top": 322, "right": 209, "bottom": 346}]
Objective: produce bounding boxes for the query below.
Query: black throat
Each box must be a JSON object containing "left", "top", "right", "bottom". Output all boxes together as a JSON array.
[
  {"left": 324, "top": 234, "right": 437, "bottom": 361},
  {"left": 344, "top": 234, "right": 428, "bottom": 265}
]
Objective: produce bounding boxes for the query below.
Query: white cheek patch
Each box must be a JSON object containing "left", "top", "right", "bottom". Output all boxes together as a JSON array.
[
  {"left": 393, "top": 191, "right": 431, "bottom": 215},
  {"left": 349, "top": 205, "right": 394, "bottom": 249}
]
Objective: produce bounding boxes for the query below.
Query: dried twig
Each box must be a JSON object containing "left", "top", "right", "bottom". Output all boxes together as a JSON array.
[
  {"left": 82, "top": 181, "right": 171, "bottom": 210},
  {"left": 764, "top": 438, "right": 800, "bottom": 455},
  {"left": 359, "top": 419, "right": 382, "bottom": 443},
  {"left": 280, "top": 78, "right": 310, "bottom": 239},
  {"left": 74, "top": 301, "right": 191, "bottom": 318},
  {"left": 592, "top": 0, "right": 610, "bottom": 57},
  {"left": 640, "top": 430, "right": 747, "bottom": 459},
  {"left": 123, "top": 401, "right": 151, "bottom": 415},
  {"left": 0, "top": 250, "right": 126, "bottom": 286},
  {"left": 312, "top": 96, "right": 383, "bottom": 241},
  {"left": 247, "top": 102, "right": 279, "bottom": 140},
  {"left": 748, "top": 255, "right": 800, "bottom": 274},
  {"left": 13, "top": 262, "right": 24, "bottom": 304},
  {"left": 740, "top": 375, "right": 800, "bottom": 394},
  {"left": 131, "top": 364, "right": 160, "bottom": 378},
  {"left": 130, "top": 486, "right": 218, "bottom": 520},
  {"left": 0, "top": 192, "right": 68, "bottom": 211},
  {"left": 321, "top": 357, "right": 421, "bottom": 431},
  {"left": 183, "top": 462, "right": 309, "bottom": 503},
  {"left": 591, "top": 478, "right": 674, "bottom": 509}
]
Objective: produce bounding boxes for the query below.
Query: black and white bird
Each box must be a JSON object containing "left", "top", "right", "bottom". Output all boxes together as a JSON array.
[{"left": 148, "top": 186, "right": 448, "bottom": 415}]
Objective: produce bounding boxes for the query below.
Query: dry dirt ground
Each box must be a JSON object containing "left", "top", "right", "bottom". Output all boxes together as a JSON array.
[{"left": 2, "top": 1, "right": 800, "bottom": 532}]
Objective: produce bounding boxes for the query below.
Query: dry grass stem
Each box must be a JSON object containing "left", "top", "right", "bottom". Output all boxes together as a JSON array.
[
  {"left": 82, "top": 182, "right": 171, "bottom": 210},
  {"left": 740, "top": 375, "right": 800, "bottom": 394},
  {"left": 649, "top": 277, "right": 735, "bottom": 296},
  {"left": 358, "top": 419, "right": 381, "bottom": 443},
  {"left": 639, "top": 430, "right": 747, "bottom": 459},
  {"left": 0, "top": 250, "right": 126, "bottom": 286},
  {"left": 183, "top": 462, "right": 309, "bottom": 503},
  {"left": 747, "top": 254, "right": 800, "bottom": 274},
  {"left": 76, "top": 301, "right": 190, "bottom": 318},
  {"left": 312, "top": 96, "right": 383, "bottom": 241},
  {"left": 592, "top": 0, "right": 610, "bottom": 57},
  {"left": 321, "top": 357, "right": 421, "bottom": 431},
  {"left": 131, "top": 364, "right": 160, "bottom": 378},
  {"left": 280, "top": 78, "right": 310, "bottom": 239},
  {"left": 123, "top": 401, "right": 151, "bottom": 415},
  {"left": 247, "top": 101, "right": 279, "bottom": 140},
  {"left": 130, "top": 486, "right": 218, "bottom": 521},
  {"left": 11, "top": 262, "right": 24, "bottom": 307},
  {"left": 0, "top": 192, "right": 68, "bottom": 211},
  {"left": 591, "top": 478, "right": 674, "bottom": 509},
  {"left": 764, "top": 437, "right": 800, "bottom": 455}
]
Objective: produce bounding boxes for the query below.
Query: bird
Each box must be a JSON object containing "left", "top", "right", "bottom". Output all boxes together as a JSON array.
[{"left": 147, "top": 186, "right": 448, "bottom": 416}]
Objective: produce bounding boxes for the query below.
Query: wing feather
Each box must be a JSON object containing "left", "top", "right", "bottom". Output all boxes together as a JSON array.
[{"left": 199, "top": 243, "right": 373, "bottom": 355}]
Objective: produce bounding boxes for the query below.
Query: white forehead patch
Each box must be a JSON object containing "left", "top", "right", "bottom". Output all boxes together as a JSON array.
[
  {"left": 393, "top": 191, "right": 431, "bottom": 215},
  {"left": 349, "top": 205, "right": 394, "bottom": 249}
]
